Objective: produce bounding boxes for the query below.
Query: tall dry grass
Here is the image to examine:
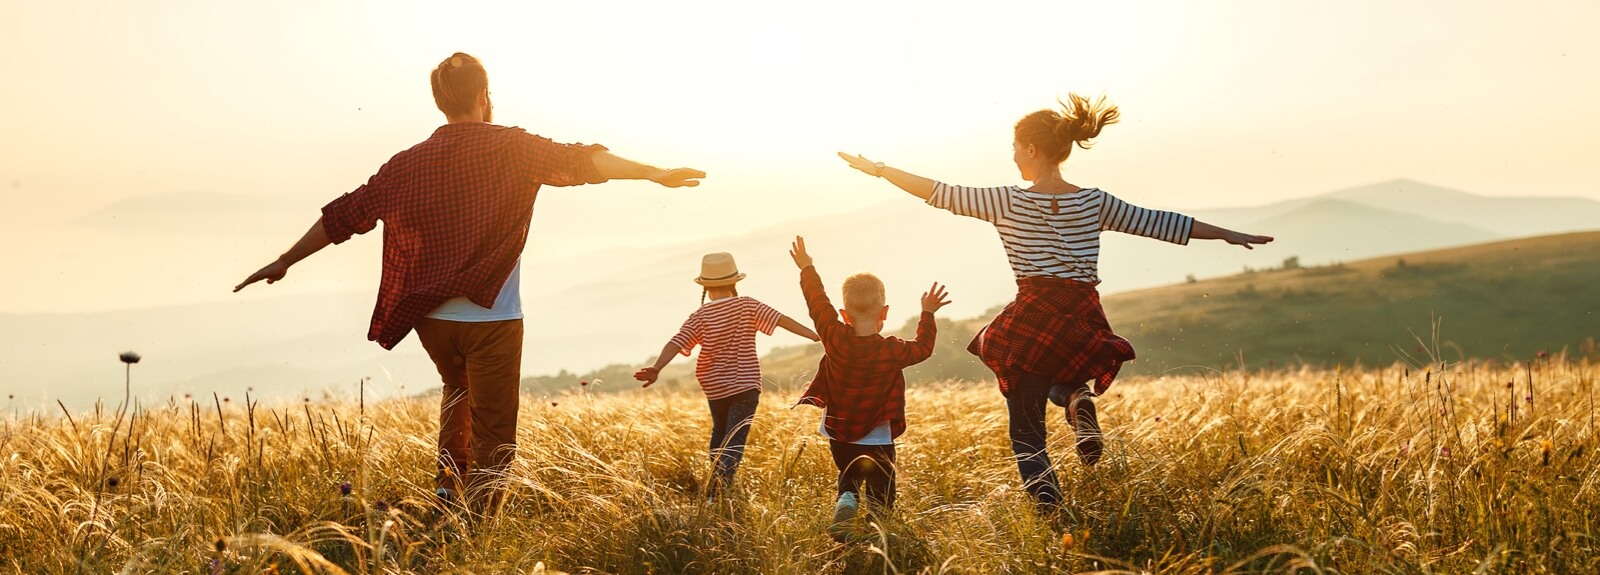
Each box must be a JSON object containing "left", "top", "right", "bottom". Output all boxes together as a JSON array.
[{"left": 2, "top": 356, "right": 1596, "bottom": 574}]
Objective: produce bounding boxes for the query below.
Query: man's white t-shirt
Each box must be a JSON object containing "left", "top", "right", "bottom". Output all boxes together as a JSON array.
[{"left": 425, "top": 258, "right": 523, "bottom": 321}]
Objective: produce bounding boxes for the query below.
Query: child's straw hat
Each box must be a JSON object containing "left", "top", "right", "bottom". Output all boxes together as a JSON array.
[{"left": 694, "top": 253, "right": 746, "bottom": 287}]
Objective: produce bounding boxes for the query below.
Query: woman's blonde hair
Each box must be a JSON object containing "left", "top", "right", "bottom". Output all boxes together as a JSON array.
[{"left": 1014, "top": 93, "right": 1120, "bottom": 164}]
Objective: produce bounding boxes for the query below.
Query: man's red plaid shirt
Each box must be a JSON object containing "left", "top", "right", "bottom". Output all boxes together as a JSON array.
[
  {"left": 795, "top": 265, "right": 936, "bottom": 443},
  {"left": 320, "top": 122, "right": 607, "bottom": 349}
]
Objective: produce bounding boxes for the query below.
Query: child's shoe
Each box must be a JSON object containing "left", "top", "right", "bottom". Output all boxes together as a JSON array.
[
  {"left": 1068, "top": 388, "right": 1103, "bottom": 466},
  {"left": 828, "top": 492, "right": 859, "bottom": 542}
]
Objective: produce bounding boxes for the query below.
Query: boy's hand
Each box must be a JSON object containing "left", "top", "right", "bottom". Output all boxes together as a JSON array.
[
  {"left": 789, "top": 236, "right": 814, "bottom": 269},
  {"left": 634, "top": 366, "right": 661, "bottom": 387},
  {"left": 920, "top": 282, "right": 951, "bottom": 314}
]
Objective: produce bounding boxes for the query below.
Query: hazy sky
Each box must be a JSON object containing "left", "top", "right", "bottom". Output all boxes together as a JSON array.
[{"left": 2, "top": 0, "right": 1597, "bottom": 314}]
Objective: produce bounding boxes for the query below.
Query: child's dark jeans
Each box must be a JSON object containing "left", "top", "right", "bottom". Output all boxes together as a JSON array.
[
  {"left": 706, "top": 388, "right": 760, "bottom": 494},
  {"left": 830, "top": 440, "right": 896, "bottom": 508},
  {"left": 1006, "top": 378, "right": 1063, "bottom": 508}
]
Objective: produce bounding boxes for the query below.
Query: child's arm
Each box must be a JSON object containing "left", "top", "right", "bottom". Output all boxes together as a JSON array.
[
  {"left": 777, "top": 315, "right": 821, "bottom": 342},
  {"left": 790, "top": 236, "right": 844, "bottom": 344},
  {"left": 894, "top": 282, "right": 951, "bottom": 365},
  {"left": 1190, "top": 220, "right": 1274, "bottom": 250},
  {"left": 633, "top": 342, "right": 684, "bottom": 388}
]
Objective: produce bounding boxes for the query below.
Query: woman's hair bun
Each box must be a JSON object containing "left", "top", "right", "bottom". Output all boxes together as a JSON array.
[{"left": 1054, "top": 93, "right": 1120, "bottom": 150}]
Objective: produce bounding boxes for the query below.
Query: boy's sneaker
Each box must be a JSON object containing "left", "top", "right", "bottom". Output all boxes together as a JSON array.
[
  {"left": 1068, "top": 389, "right": 1103, "bottom": 466},
  {"left": 828, "top": 492, "right": 859, "bottom": 542}
]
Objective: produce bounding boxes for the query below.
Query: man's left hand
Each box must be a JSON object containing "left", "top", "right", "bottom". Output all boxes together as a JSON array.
[{"left": 650, "top": 168, "right": 706, "bottom": 188}]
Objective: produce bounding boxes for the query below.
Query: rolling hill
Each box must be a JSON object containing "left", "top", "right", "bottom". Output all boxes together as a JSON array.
[{"left": 712, "top": 231, "right": 1600, "bottom": 390}]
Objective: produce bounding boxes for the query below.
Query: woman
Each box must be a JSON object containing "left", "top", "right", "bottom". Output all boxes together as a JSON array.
[{"left": 838, "top": 94, "right": 1272, "bottom": 509}]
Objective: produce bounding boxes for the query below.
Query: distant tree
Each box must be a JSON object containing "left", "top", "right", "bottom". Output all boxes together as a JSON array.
[
  {"left": 1282, "top": 256, "right": 1301, "bottom": 270},
  {"left": 1185, "top": 274, "right": 1198, "bottom": 284}
]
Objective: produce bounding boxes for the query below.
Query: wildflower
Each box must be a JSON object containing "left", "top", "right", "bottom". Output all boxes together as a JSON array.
[
  {"left": 1154, "top": 415, "right": 1162, "bottom": 422},
  {"left": 107, "top": 477, "right": 120, "bottom": 489},
  {"left": 551, "top": 401, "right": 559, "bottom": 407},
  {"left": 339, "top": 482, "right": 352, "bottom": 497},
  {"left": 214, "top": 538, "right": 227, "bottom": 552},
  {"left": 1400, "top": 441, "right": 1411, "bottom": 457},
  {"left": 580, "top": 380, "right": 589, "bottom": 386},
  {"left": 1541, "top": 439, "right": 1552, "bottom": 467},
  {"left": 1506, "top": 381, "right": 1514, "bottom": 389},
  {"left": 1537, "top": 350, "right": 1548, "bottom": 359},
  {"left": 374, "top": 499, "right": 388, "bottom": 511},
  {"left": 119, "top": 351, "right": 142, "bottom": 364},
  {"left": 1061, "top": 532, "right": 1075, "bottom": 548},
  {"left": 1440, "top": 446, "right": 1451, "bottom": 458},
  {"left": 1525, "top": 394, "right": 1533, "bottom": 404}
]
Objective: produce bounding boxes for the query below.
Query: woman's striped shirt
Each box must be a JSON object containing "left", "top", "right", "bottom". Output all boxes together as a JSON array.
[
  {"left": 928, "top": 182, "right": 1195, "bottom": 283},
  {"left": 668, "top": 296, "right": 782, "bottom": 400}
]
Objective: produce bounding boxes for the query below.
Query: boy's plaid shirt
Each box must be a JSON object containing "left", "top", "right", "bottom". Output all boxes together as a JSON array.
[
  {"left": 795, "top": 265, "right": 936, "bottom": 443},
  {"left": 320, "top": 122, "right": 607, "bottom": 349}
]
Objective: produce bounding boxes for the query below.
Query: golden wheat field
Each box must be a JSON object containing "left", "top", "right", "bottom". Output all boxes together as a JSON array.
[{"left": 3, "top": 356, "right": 1597, "bottom": 574}]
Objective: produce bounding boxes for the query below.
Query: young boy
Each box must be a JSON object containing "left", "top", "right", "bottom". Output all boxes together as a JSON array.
[{"left": 787, "top": 236, "right": 950, "bottom": 540}]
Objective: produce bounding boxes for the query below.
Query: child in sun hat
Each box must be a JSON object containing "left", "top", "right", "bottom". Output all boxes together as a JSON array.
[
  {"left": 635, "top": 252, "right": 820, "bottom": 498},
  {"left": 786, "top": 236, "right": 948, "bottom": 541}
]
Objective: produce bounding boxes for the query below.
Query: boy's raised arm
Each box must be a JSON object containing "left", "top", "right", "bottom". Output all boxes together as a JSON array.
[
  {"left": 790, "top": 236, "right": 843, "bottom": 341},
  {"left": 895, "top": 282, "right": 951, "bottom": 365}
]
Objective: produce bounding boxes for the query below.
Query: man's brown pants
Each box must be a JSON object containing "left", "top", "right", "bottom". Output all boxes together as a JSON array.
[{"left": 414, "top": 317, "right": 523, "bottom": 504}]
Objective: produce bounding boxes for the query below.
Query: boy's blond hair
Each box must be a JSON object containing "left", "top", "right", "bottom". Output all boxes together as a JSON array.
[{"left": 841, "top": 272, "right": 886, "bottom": 317}]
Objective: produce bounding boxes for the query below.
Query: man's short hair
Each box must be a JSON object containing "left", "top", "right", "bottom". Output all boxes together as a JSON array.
[
  {"left": 842, "top": 273, "right": 886, "bottom": 316},
  {"left": 431, "top": 53, "right": 488, "bottom": 118}
]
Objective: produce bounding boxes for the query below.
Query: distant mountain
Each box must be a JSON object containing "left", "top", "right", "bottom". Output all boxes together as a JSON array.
[
  {"left": 743, "top": 231, "right": 1600, "bottom": 386},
  {"left": 1192, "top": 179, "right": 1600, "bottom": 238}
]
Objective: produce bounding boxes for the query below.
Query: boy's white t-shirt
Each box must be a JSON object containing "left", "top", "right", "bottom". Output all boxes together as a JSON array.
[
  {"left": 820, "top": 419, "right": 894, "bottom": 445},
  {"left": 425, "top": 258, "right": 523, "bottom": 321}
]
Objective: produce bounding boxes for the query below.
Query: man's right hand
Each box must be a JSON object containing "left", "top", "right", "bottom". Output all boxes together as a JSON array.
[
  {"left": 649, "top": 168, "right": 706, "bottom": 188},
  {"left": 789, "top": 236, "right": 813, "bottom": 269},
  {"left": 234, "top": 260, "right": 290, "bottom": 292}
]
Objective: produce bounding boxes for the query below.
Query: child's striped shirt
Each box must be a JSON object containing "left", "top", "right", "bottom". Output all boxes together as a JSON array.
[
  {"left": 668, "top": 296, "right": 782, "bottom": 400},
  {"left": 928, "top": 183, "right": 1194, "bottom": 283}
]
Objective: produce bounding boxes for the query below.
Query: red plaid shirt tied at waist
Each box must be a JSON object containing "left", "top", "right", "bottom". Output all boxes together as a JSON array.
[
  {"left": 321, "top": 122, "right": 607, "bottom": 349},
  {"left": 795, "top": 265, "right": 936, "bottom": 443},
  {"left": 970, "top": 276, "right": 1135, "bottom": 397}
]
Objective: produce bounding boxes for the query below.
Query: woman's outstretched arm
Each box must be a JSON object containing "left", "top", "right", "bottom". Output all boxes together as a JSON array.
[
  {"left": 838, "top": 152, "right": 936, "bottom": 200},
  {"left": 1190, "top": 220, "right": 1275, "bottom": 250}
]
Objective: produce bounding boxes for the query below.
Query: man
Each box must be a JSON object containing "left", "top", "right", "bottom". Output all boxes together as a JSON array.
[{"left": 235, "top": 53, "right": 704, "bottom": 512}]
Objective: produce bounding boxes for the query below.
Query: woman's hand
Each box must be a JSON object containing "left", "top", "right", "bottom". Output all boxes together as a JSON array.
[
  {"left": 837, "top": 152, "right": 881, "bottom": 177},
  {"left": 1225, "top": 231, "right": 1274, "bottom": 250}
]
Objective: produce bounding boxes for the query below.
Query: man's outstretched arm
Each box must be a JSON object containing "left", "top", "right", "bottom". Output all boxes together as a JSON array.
[
  {"left": 591, "top": 151, "right": 705, "bottom": 187},
  {"left": 234, "top": 216, "right": 332, "bottom": 292}
]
